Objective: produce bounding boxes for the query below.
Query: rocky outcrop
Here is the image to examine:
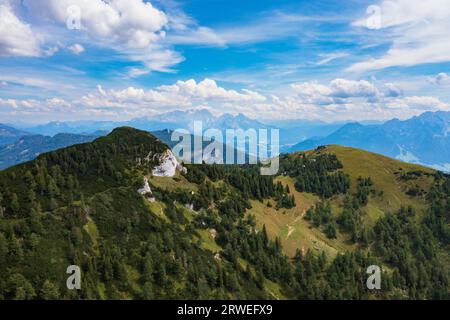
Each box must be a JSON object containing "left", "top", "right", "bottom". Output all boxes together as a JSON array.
[
  {"left": 138, "top": 177, "right": 152, "bottom": 195},
  {"left": 137, "top": 177, "right": 156, "bottom": 202},
  {"left": 152, "top": 149, "right": 187, "bottom": 177}
]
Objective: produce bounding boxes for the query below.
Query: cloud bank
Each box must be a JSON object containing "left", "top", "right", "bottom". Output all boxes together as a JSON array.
[{"left": 1, "top": 78, "right": 447, "bottom": 122}]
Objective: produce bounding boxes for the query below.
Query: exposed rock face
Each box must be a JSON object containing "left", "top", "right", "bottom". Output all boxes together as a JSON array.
[
  {"left": 152, "top": 149, "right": 186, "bottom": 177},
  {"left": 138, "top": 177, "right": 156, "bottom": 202},
  {"left": 138, "top": 177, "right": 152, "bottom": 195}
]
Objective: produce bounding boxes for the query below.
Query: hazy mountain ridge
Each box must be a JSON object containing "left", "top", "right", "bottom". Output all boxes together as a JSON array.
[
  {"left": 0, "top": 128, "right": 245, "bottom": 170},
  {"left": 0, "top": 124, "right": 30, "bottom": 147},
  {"left": 0, "top": 133, "right": 101, "bottom": 170},
  {"left": 4, "top": 110, "right": 450, "bottom": 171},
  {"left": 13, "top": 109, "right": 336, "bottom": 151},
  {"left": 289, "top": 111, "right": 450, "bottom": 170},
  {"left": 19, "top": 109, "right": 270, "bottom": 136}
]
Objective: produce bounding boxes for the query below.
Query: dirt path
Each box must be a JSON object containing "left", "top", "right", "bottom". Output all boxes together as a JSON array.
[
  {"left": 286, "top": 225, "right": 295, "bottom": 239},
  {"left": 286, "top": 212, "right": 306, "bottom": 239},
  {"left": 300, "top": 209, "right": 307, "bottom": 218}
]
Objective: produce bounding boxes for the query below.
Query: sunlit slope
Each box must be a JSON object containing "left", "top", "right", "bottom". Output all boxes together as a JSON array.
[
  {"left": 325, "top": 145, "right": 435, "bottom": 213},
  {"left": 247, "top": 176, "right": 356, "bottom": 258},
  {"left": 247, "top": 145, "right": 437, "bottom": 258}
]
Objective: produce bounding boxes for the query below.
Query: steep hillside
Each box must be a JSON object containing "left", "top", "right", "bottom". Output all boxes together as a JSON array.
[
  {"left": 0, "top": 127, "right": 288, "bottom": 300},
  {"left": 0, "top": 128, "right": 448, "bottom": 300}
]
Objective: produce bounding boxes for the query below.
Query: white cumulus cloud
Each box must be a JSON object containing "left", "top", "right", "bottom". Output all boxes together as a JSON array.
[
  {"left": 79, "top": 79, "right": 267, "bottom": 115},
  {"left": 329, "top": 79, "right": 379, "bottom": 98},
  {"left": 429, "top": 72, "right": 450, "bottom": 86},
  {"left": 349, "top": 0, "right": 450, "bottom": 72},
  {"left": 10, "top": 0, "right": 187, "bottom": 73},
  {"left": 158, "top": 79, "right": 266, "bottom": 102},
  {"left": 24, "top": 0, "right": 168, "bottom": 49},
  {"left": 1, "top": 78, "right": 449, "bottom": 122},
  {"left": 0, "top": 4, "right": 41, "bottom": 57},
  {"left": 68, "top": 43, "right": 85, "bottom": 55}
]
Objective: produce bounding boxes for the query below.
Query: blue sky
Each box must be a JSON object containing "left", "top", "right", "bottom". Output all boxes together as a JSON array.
[{"left": 0, "top": 0, "right": 450, "bottom": 123}]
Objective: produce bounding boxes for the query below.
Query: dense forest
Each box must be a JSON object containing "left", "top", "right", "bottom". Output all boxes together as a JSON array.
[{"left": 0, "top": 128, "right": 448, "bottom": 299}]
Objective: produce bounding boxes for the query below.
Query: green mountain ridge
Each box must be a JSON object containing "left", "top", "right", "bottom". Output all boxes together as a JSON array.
[{"left": 0, "top": 127, "right": 448, "bottom": 300}]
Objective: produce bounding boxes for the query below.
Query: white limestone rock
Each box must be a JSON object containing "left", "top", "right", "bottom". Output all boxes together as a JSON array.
[
  {"left": 138, "top": 177, "right": 152, "bottom": 195},
  {"left": 152, "top": 149, "right": 186, "bottom": 177}
]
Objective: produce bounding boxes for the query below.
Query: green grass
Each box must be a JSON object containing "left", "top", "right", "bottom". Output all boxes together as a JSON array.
[
  {"left": 145, "top": 200, "right": 169, "bottom": 222},
  {"left": 265, "top": 279, "right": 287, "bottom": 300},
  {"left": 97, "top": 283, "right": 107, "bottom": 300},
  {"left": 124, "top": 264, "right": 142, "bottom": 296},
  {"left": 196, "top": 229, "right": 221, "bottom": 252},
  {"left": 237, "top": 258, "right": 287, "bottom": 299},
  {"left": 247, "top": 146, "right": 437, "bottom": 259},
  {"left": 362, "top": 203, "right": 385, "bottom": 228},
  {"left": 247, "top": 181, "right": 354, "bottom": 258},
  {"left": 323, "top": 145, "right": 434, "bottom": 214},
  {"left": 149, "top": 172, "right": 198, "bottom": 192},
  {"left": 83, "top": 217, "right": 99, "bottom": 252}
]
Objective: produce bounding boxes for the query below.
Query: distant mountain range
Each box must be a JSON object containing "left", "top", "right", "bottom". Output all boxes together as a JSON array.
[
  {"left": 13, "top": 109, "right": 341, "bottom": 151},
  {"left": 0, "top": 128, "right": 245, "bottom": 170},
  {"left": 0, "top": 124, "right": 30, "bottom": 146},
  {"left": 17, "top": 109, "right": 270, "bottom": 135},
  {"left": 3, "top": 110, "right": 450, "bottom": 171},
  {"left": 289, "top": 111, "right": 450, "bottom": 171},
  {"left": 0, "top": 133, "right": 100, "bottom": 170},
  {"left": 261, "top": 119, "right": 347, "bottom": 149}
]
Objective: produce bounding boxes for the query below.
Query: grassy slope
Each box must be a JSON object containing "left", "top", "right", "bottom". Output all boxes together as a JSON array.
[
  {"left": 247, "top": 145, "right": 437, "bottom": 258},
  {"left": 247, "top": 177, "right": 354, "bottom": 258},
  {"left": 325, "top": 145, "right": 434, "bottom": 214},
  {"left": 149, "top": 172, "right": 199, "bottom": 193}
]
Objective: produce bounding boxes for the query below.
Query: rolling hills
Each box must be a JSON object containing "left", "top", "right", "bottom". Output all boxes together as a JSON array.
[{"left": 0, "top": 127, "right": 448, "bottom": 300}]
